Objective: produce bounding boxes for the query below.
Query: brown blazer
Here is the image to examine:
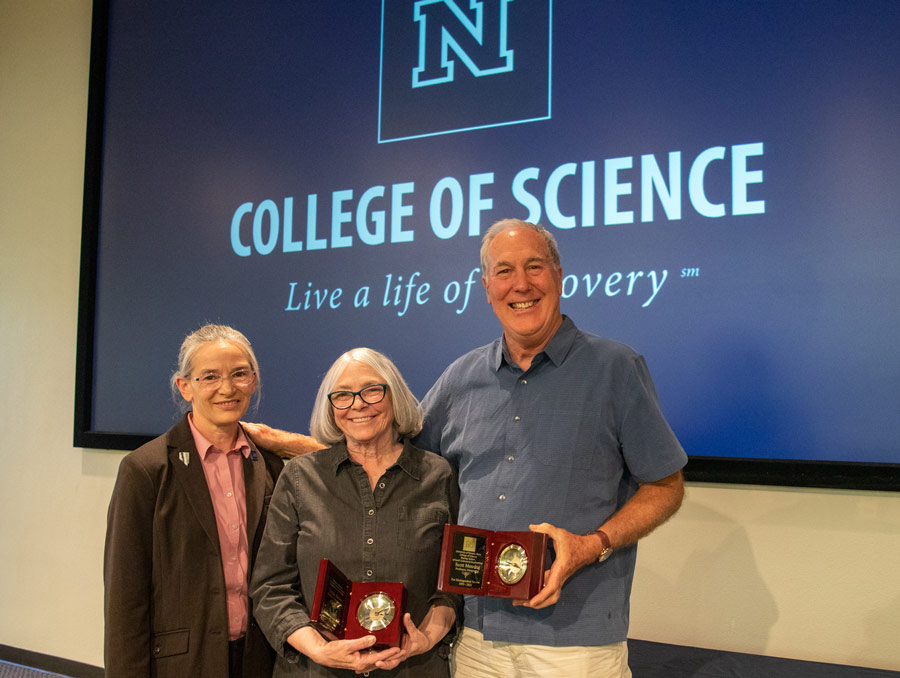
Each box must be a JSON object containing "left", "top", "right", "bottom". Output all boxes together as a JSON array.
[{"left": 104, "top": 415, "right": 284, "bottom": 678}]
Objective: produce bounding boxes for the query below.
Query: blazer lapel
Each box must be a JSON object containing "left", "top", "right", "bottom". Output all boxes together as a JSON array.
[
  {"left": 168, "top": 417, "right": 221, "bottom": 551},
  {"left": 242, "top": 440, "right": 267, "bottom": 545}
]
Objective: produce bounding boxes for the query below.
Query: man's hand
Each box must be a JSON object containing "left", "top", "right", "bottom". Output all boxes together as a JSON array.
[
  {"left": 514, "top": 471, "right": 684, "bottom": 609},
  {"left": 241, "top": 421, "right": 326, "bottom": 458},
  {"left": 513, "top": 523, "right": 601, "bottom": 609}
]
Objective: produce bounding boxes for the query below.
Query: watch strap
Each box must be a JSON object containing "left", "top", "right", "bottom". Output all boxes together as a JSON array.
[{"left": 595, "top": 529, "right": 613, "bottom": 563}]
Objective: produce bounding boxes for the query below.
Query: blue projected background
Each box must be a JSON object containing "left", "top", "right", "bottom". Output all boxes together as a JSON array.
[{"left": 81, "top": 0, "right": 900, "bottom": 476}]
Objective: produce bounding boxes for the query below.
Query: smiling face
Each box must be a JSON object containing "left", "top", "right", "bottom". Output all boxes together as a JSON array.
[
  {"left": 175, "top": 339, "right": 256, "bottom": 438},
  {"left": 331, "top": 360, "right": 396, "bottom": 450},
  {"left": 482, "top": 226, "right": 564, "bottom": 356}
]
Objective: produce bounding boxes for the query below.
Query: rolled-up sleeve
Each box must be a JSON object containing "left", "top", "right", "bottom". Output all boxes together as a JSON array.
[
  {"left": 425, "top": 464, "right": 463, "bottom": 645},
  {"left": 250, "top": 464, "right": 309, "bottom": 661}
]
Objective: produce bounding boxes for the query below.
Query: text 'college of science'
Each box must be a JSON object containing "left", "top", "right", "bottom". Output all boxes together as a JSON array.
[{"left": 230, "top": 143, "right": 765, "bottom": 257}]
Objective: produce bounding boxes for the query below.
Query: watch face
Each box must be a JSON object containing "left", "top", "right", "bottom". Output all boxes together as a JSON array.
[
  {"left": 496, "top": 543, "right": 528, "bottom": 585},
  {"left": 356, "top": 591, "right": 396, "bottom": 632}
]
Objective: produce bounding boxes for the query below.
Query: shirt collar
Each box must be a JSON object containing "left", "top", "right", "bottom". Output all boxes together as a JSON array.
[
  {"left": 489, "top": 314, "right": 577, "bottom": 371},
  {"left": 328, "top": 437, "right": 422, "bottom": 480},
  {"left": 187, "top": 412, "right": 251, "bottom": 460}
]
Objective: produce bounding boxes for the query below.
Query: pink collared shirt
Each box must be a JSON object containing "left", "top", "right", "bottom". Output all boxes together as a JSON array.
[{"left": 188, "top": 414, "right": 250, "bottom": 641}]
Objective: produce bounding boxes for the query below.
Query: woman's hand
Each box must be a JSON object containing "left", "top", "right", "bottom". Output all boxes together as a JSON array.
[
  {"left": 286, "top": 604, "right": 455, "bottom": 672},
  {"left": 372, "top": 604, "right": 456, "bottom": 671},
  {"left": 367, "top": 614, "right": 428, "bottom": 671},
  {"left": 286, "top": 626, "right": 380, "bottom": 672}
]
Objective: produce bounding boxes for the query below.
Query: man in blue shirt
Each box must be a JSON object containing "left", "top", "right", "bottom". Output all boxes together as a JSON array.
[{"left": 414, "top": 219, "right": 686, "bottom": 677}]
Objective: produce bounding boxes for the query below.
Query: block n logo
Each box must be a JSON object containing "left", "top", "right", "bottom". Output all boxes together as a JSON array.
[
  {"left": 379, "top": 0, "right": 551, "bottom": 143},
  {"left": 412, "top": 0, "right": 514, "bottom": 88}
]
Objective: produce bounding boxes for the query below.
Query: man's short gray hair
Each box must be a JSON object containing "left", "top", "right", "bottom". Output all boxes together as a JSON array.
[
  {"left": 310, "top": 348, "right": 423, "bottom": 445},
  {"left": 479, "top": 218, "right": 561, "bottom": 278}
]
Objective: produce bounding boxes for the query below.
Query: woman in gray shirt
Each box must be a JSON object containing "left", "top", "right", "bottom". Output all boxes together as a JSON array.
[{"left": 251, "top": 348, "right": 460, "bottom": 677}]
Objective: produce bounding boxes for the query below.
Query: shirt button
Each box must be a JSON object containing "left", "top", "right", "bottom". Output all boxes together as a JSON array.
[
  {"left": 231, "top": 524, "right": 238, "bottom": 530},
  {"left": 366, "top": 569, "right": 373, "bottom": 577},
  {"left": 513, "top": 416, "right": 521, "bottom": 422},
  {"left": 367, "top": 538, "right": 374, "bottom": 545},
  {"left": 368, "top": 509, "right": 375, "bottom": 516},
  {"left": 499, "top": 494, "right": 506, "bottom": 501},
  {"left": 507, "top": 455, "right": 515, "bottom": 462},
  {"left": 226, "top": 491, "right": 233, "bottom": 497}
]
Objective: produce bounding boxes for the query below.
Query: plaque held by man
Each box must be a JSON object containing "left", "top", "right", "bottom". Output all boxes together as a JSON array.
[{"left": 436, "top": 524, "right": 547, "bottom": 599}]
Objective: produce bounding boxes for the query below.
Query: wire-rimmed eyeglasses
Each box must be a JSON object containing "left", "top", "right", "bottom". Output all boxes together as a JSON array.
[{"left": 191, "top": 368, "right": 256, "bottom": 390}]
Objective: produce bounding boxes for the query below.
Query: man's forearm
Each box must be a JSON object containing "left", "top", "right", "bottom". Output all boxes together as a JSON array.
[
  {"left": 242, "top": 422, "right": 326, "bottom": 458},
  {"left": 599, "top": 470, "right": 684, "bottom": 550}
]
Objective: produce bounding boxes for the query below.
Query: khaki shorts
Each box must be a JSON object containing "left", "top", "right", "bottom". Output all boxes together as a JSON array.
[{"left": 452, "top": 627, "right": 633, "bottom": 678}]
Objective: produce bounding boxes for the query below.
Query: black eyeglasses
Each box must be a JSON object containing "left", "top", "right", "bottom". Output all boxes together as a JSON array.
[{"left": 327, "top": 384, "right": 388, "bottom": 410}]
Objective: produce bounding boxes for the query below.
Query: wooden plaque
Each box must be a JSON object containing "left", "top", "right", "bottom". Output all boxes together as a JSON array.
[
  {"left": 309, "top": 558, "right": 406, "bottom": 648},
  {"left": 437, "top": 524, "right": 548, "bottom": 600}
]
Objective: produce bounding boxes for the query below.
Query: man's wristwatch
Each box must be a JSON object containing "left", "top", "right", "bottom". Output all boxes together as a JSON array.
[{"left": 594, "top": 529, "right": 613, "bottom": 563}]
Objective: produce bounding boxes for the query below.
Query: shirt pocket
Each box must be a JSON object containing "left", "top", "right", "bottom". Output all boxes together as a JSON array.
[
  {"left": 396, "top": 506, "right": 449, "bottom": 553},
  {"left": 151, "top": 628, "right": 189, "bottom": 659},
  {"left": 530, "top": 408, "right": 602, "bottom": 470}
]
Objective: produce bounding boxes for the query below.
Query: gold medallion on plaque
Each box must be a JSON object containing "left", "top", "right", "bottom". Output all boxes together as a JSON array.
[
  {"left": 495, "top": 543, "right": 528, "bottom": 585},
  {"left": 318, "top": 597, "right": 343, "bottom": 634},
  {"left": 356, "top": 591, "right": 396, "bottom": 632}
]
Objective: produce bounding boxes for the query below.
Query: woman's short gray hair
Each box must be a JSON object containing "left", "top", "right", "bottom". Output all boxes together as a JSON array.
[
  {"left": 479, "top": 218, "right": 561, "bottom": 278},
  {"left": 169, "top": 324, "right": 261, "bottom": 414},
  {"left": 310, "top": 348, "right": 423, "bottom": 445}
]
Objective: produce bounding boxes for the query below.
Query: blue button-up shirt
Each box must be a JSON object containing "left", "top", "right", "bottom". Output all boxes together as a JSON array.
[{"left": 416, "top": 316, "right": 687, "bottom": 646}]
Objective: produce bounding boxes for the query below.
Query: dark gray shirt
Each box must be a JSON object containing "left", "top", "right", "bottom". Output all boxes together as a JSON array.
[{"left": 250, "top": 438, "right": 460, "bottom": 677}]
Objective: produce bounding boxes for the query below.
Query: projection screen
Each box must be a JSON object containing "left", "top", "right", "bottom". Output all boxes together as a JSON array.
[{"left": 76, "top": 0, "right": 900, "bottom": 490}]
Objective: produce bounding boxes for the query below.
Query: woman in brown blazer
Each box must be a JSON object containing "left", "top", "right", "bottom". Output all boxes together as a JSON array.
[{"left": 103, "top": 324, "right": 319, "bottom": 678}]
